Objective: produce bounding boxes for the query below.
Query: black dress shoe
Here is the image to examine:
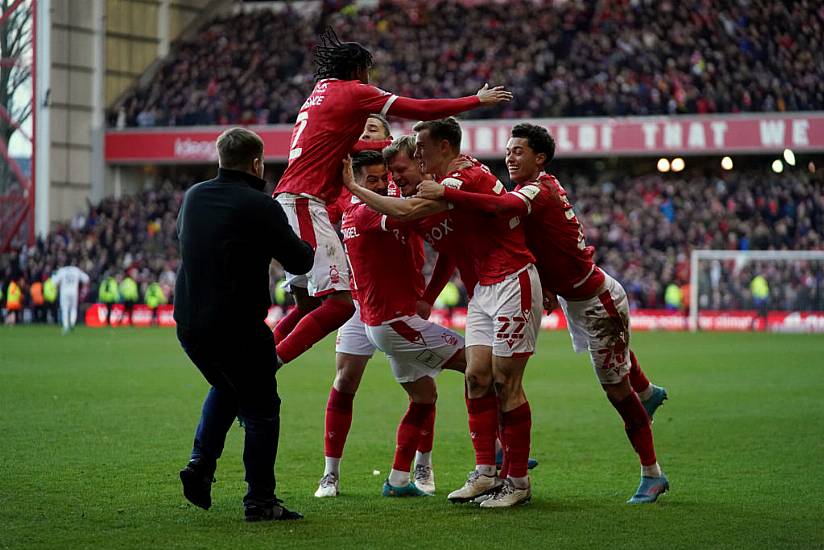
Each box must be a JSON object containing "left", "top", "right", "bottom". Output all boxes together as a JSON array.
[
  {"left": 179, "top": 461, "right": 215, "bottom": 510},
  {"left": 244, "top": 499, "right": 304, "bottom": 522}
]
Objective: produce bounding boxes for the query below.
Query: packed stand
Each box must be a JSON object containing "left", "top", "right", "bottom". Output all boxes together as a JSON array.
[
  {"left": 112, "top": 0, "right": 824, "bottom": 128},
  {"left": 1, "top": 181, "right": 183, "bottom": 324},
  {"left": 2, "top": 168, "right": 823, "bottom": 323},
  {"left": 561, "top": 168, "right": 824, "bottom": 311}
]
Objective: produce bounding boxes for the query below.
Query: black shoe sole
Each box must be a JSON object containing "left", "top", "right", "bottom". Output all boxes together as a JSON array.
[
  {"left": 180, "top": 468, "right": 211, "bottom": 510},
  {"left": 245, "top": 509, "right": 304, "bottom": 522}
]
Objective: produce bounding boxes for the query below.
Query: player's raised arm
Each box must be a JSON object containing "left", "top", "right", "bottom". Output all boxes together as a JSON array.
[
  {"left": 416, "top": 180, "right": 534, "bottom": 217},
  {"left": 380, "top": 84, "right": 513, "bottom": 120},
  {"left": 342, "top": 157, "right": 447, "bottom": 221}
]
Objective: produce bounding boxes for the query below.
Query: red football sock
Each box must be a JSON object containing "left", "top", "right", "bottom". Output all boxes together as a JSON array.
[
  {"left": 502, "top": 402, "right": 532, "bottom": 479},
  {"left": 273, "top": 307, "right": 305, "bottom": 344},
  {"left": 276, "top": 298, "right": 355, "bottom": 363},
  {"left": 393, "top": 401, "right": 434, "bottom": 472},
  {"left": 628, "top": 351, "right": 650, "bottom": 394},
  {"left": 612, "top": 392, "right": 657, "bottom": 466},
  {"left": 466, "top": 393, "right": 498, "bottom": 467},
  {"left": 324, "top": 387, "right": 355, "bottom": 458},
  {"left": 417, "top": 403, "right": 436, "bottom": 454}
]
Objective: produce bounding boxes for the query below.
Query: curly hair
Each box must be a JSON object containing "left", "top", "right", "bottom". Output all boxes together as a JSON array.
[{"left": 313, "top": 27, "right": 373, "bottom": 81}]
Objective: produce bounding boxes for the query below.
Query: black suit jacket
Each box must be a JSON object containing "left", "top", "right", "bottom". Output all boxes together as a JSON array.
[{"left": 174, "top": 168, "right": 313, "bottom": 332}]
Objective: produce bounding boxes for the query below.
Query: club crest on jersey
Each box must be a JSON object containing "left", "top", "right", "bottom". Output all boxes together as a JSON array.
[
  {"left": 441, "top": 332, "right": 459, "bottom": 346},
  {"left": 329, "top": 264, "right": 341, "bottom": 285}
]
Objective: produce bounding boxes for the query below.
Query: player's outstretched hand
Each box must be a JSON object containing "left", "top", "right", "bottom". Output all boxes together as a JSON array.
[
  {"left": 342, "top": 156, "right": 356, "bottom": 190},
  {"left": 447, "top": 157, "right": 475, "bottom": 172},
  {"left": 543, "top": 290, "right": 559, "bottom": 313},
  {"left": 476, "top": 83, "right": 513, "bottom": 105},
  {"left": 416, "top": 179, "right": 445, "bottom": 200}
]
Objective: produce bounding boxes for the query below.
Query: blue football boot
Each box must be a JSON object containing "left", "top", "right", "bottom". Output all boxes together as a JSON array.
[
  {"left": 382, "top": 480, "right": 430, "bottom": 497},
  {"left": 642, "top": 385, "right": 668, "bottom": 422},
  {"left": 627, "top": 474, "right": 669, "bottom": 504}
]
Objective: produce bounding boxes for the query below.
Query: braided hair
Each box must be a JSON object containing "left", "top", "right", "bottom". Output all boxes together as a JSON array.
[{"left": 313, "top": 27, "right": 373, "bottom": 81}]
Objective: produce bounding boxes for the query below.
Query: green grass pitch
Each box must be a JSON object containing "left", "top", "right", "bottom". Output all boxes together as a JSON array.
[{"left": 2, "top": 326, "right": 823, "bottom": 549}]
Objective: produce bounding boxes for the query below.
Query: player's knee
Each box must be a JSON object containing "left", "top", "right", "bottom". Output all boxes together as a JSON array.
[
  {"left": 334, "top": 370, "right": 362, "bottom": 394},
  {"left": 601, "top": 376, "right": 632, "bottom": 403},
  {"left": 466, "top": 371, "right": 492, "bottom": 394}
]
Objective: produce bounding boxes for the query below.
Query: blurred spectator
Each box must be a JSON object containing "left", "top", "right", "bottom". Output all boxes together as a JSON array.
[
  {"left": 111, "top": 1, "right": 824, "bottom": 127},
  {"left": 1, "top": 168, "right": 821, "bottom": 317}
]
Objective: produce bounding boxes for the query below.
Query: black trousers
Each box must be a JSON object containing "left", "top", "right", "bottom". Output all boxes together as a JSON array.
[{"left": 178, "top": 323, "right": 281, "bottom": 506}]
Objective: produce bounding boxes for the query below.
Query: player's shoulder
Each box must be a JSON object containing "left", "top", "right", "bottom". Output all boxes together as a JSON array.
[
  {"left": 441, "top": 159, "right": 498, "bottom": 190},
  {"left": 334, "top": 78, "right": 391, "bottom": 97}
]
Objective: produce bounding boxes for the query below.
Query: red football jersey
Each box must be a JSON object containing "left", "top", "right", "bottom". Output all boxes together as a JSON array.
[
  {"left": 441, "top": 162, "right": 535, "bottom": 285},
  {"left": 516, "top": 174, "right": 604, "bottom": 299},
  {"left": 341, "top": 200, "right": 423, "bottom": 325},
  {"left": 275, "top": 79, "right": 397, "bottom": 204},
  {"left": 414, "top": 211, "right": 479, "bottom": 296},
  {"left": 442, "top": 172, "right": 604, "bottom": 299}
]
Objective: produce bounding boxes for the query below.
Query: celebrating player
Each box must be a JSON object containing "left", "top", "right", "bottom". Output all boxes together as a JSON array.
[
  {"left": 343, "top": 118, "right": 542, "bottom": 508},
  {"left": 315, "top": 135, "right": 439, "bottom": 498},
  {"left": 417, "top": 123, "right": 670, "bottom": 503},
  {"left": 271, "top": 28, "right": 513, "bottom": 368},
  {"left": 335, "top": 151, "right": 468, "bottom": 497}
]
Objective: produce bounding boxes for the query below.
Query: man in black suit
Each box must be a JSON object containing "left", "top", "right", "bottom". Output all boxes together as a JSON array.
[{"left": 175, "top": 127, "right": 314, "bottom": 521}]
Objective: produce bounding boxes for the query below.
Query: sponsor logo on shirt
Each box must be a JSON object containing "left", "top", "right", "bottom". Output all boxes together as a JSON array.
[
  {"left": 423, "top": 218, "right": 453, "bottom": 244},
  {"left": 441, "top": 177, "right": 463, "bottom": 190},
  {"left": 341, "top": 226, "right": 360, "bottom": 240}
]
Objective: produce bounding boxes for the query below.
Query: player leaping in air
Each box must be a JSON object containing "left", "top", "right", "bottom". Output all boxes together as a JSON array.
[
  {"left": 417, "top": 123, "right": 670, "bottom": 504},
  {"left": 271, "top": 28, "right": 512, "bottom": 367}
]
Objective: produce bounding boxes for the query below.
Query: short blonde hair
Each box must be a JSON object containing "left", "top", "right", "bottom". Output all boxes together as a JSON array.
[{"left": 382, "top": 135, "right": 416, "bottom": 162}]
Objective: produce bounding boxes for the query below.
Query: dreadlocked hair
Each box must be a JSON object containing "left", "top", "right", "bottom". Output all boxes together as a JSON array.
[{"left": 313, "top": 27, "right": 373, "bottom": 81}]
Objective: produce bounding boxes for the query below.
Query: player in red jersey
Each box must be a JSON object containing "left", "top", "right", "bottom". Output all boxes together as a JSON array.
[
  {"left": 336, "top": 151, "right": 467, "bottom": 497},
  {"left": 417, "top": 123, "right": 670, "bottom": 504},
  {"left": 271, "top": 28, "right": 512, "bottom": 367},
  {"left": 315, "top": 138, "right": 437, "bottom": 499},
  {"left": 343, "top": 118, "right": 542, "bottom": 508},
  {"left": 326, "top": 114, "right": 394, "bottom": 227}
]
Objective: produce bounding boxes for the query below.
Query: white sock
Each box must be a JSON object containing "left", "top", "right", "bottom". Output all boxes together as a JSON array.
[
  {"left": 388, "top": 469, "right": 410, "bottom": 487},
  {"left": 476, "top": 464, "right": 496, "bottom": 477},
  {"left": 324, "top": 457, "right": 340, "bottom": 477},
  {"left": 415, "top": 451, "right": 432, "bottom": 468},
  {"left": 642, "top": 462, "right": 662, "bottom": 478},
  {"left": 508, "top": 475, "right": 530, "bottom": 489},
  {"left": 638, "top": 385, "right": 655, "bottom": 401}
]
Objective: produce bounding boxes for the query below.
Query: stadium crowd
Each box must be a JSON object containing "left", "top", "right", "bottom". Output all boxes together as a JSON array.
[
  {"left": 1, "top": 182, "right": 182, "bottom": 322},
  {"left": 112, "top": 0, "right": 824, "bottom": 128},
  {"left": 3, "top": 167, "right": 822, "bottom": 321}
]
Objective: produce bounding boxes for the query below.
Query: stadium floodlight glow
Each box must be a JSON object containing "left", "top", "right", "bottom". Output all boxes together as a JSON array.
[
  {"left": 671, "top": 158, "right": 685, "bottom": 172},
  {"left": 721, "top": 156, "right": 733, "bottom": 170},
  {"left": 657, "top": 158, "right": 671, "bottom": 172},
  {"left": 771, "top": 159, "right": 784, "bottom": 173},
  {"left": 783, "top": 148, "right": 796, "bottom": 166}
]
